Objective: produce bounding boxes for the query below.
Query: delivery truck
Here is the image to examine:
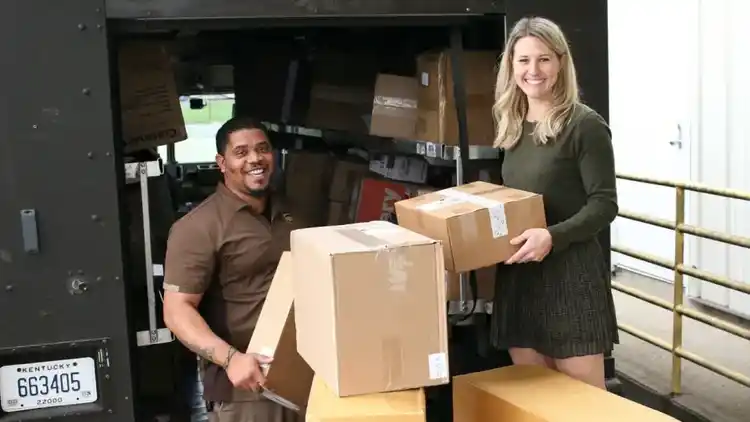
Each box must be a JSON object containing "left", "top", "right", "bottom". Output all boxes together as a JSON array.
[{"left": 0, "top": 1, "right": 614, "bottom": 421}]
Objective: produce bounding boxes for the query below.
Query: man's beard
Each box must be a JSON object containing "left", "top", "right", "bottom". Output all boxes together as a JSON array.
[{"left": 246, "top": 186, "right": 269, "bottom": 198}]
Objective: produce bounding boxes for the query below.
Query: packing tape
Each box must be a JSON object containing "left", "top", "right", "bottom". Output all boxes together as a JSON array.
[
  {"left": 373, "top": 96, "right": 418, "bottom": 118},
  {"left": 382, "top": 336, "right": 404, "bottom": 390},
  {"left": 373, "top": 95, "right": 418, "bottom": 109},
  {"left": 336, "top": 221, "right": 418, "bottom": 247},
  {"left": 416, "top": 187, "right": 509, "bottom": 239}
]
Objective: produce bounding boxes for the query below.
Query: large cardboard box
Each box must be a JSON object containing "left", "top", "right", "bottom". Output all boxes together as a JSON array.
[
  {"left": 306, "top": 375, "right": 426, "bottom": 422},
  {"left": 415, "top": 50, "right": 497, "bottom": 147},
  {"left": 369, "top": 74, "right": 420, "bottom": 139},
  {"left": 394, "top": 181, "right": 547, "bottom": 272},
  {"left": 285, "top": 151, "right": 336, "bottom": 227},
  {"left": 118, "top": 41, "right": 187, "bottom": 153},
  {"left": 306, "top": 83, "right": 374, "bottom": 133},
  {"left": 291, "top": 221, "right": 450, "bottom": 396},
  {"left": 453, "top": 365, "right": 680, "bottom": 422},
  {"left": 247, "top": 252, "right": 313, "bottom": 412},
  {"left": 305, "top": 52, "right": 382, "bottom": 133}
]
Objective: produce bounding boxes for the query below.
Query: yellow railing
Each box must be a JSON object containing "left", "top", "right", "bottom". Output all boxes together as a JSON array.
[{"left": 611, "top": 173, "right": 750, "bottom": 395}]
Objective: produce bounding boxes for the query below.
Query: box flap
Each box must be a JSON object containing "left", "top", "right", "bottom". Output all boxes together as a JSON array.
[
  {"left": 292, "top": 221, "right": 438, "bottom": 255},
  {"left": 247, "top": 251, "right": 294, "bottom": 357},
  {"left": 248, "top": 252, "right": 314, "bottom": 411}
]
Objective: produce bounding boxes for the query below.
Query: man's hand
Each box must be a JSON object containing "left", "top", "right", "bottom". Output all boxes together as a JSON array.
[
  {"left": 505, "top": 228, "right": 553, "bottom": 264},
  {"left": 226, "top": 352, "right": 273, "bottom": 392}
]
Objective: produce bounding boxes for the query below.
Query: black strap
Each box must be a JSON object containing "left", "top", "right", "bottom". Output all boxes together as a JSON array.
[{"left": 449, "top": 26, "right": 472, "bottom": 182}]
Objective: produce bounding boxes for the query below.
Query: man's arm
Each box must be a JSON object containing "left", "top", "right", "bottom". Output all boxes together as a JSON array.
[
  {"left": 163, "top": 291, "right": 235, "bottom": 367},
  {"left": 161, "top": 219, "right": 236, "bottom": 368}
]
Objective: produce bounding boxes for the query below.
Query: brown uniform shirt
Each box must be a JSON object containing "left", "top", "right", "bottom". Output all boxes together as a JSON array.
[{"left": 163, "top": 182, "right": 302, "bottom": 402}]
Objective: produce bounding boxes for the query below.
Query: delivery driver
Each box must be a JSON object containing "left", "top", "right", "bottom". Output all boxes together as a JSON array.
[{"left": 162, "top": 116, "right": 303, "bottom": 422}]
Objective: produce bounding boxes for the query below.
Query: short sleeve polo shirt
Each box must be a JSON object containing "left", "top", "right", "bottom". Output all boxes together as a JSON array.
[{"left": 163, "top": 182, "right": 302, "bottom": 402}]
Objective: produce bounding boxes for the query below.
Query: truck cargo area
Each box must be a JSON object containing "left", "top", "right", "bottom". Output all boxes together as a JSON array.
[{"left": 115, "top": 16, "right": 510, "bottom": 422}]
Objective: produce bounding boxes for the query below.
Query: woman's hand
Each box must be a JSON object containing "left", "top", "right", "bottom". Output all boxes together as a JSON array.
[{"left": 505, "top": 228, "right": 553, "bottom": 264}]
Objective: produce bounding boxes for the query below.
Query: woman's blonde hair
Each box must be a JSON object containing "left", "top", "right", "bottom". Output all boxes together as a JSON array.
[{"left": 492, "top": 16, "right": 580, "bottom": 149}]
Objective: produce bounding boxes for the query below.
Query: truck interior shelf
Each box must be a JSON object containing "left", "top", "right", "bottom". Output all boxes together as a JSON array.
[{"left": 264, "top": 122, "right": 501, "bottom": 162}]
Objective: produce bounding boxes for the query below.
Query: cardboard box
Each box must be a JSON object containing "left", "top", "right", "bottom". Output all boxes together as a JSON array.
[
  {"left": 446, "top": 266, "right": 496, "bottom": 301},
  {"left": 327, "top": 201, "right": 351, "bottom": 226},
  {"left": 306, "top": 84, "right": 374, "bottom": 133},
  {"left": 453, "top": 365, "right": 680, "bottom": 422},
  {"left": 394, "top": 181, "right": 547, "bottom": 272},
  {"left": 329, "top": 158, "right": 371, "bottom": 203},
  {"left": 369, "top": 74, "right": 419, "bottom": 139},
  {"left": 306, "top": 375, "right": 426, "bottom": 422},
  {"left": 350, "top": 177, "right": 424, "bottom": 224},
  {"left": 305, "top": 52, "right": 383, "bottom": 133},
  {"left": 285, "top": 151, "right": 336, "bottom": 227},
  {"left": 415, "top": 50, "right": 497, "bottom": 146},
  {"left": 247, "top": 252, "right": 313, "bottom": 412},
  {"left": 290, "top": 221, "right": 450, "bottom": 396},
  {"left": 118, "top": 41, "right": 187, "bottom": 153}
]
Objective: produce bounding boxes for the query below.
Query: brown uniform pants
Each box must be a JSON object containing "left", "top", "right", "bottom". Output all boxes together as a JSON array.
[{"left": 208, "top": 400, "right": 304, "bottom": 422}]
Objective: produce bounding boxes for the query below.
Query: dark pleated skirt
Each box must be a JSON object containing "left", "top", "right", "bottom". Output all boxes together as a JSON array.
[{"left": 490, "top": 238, "right": 619, "bottom": 359}]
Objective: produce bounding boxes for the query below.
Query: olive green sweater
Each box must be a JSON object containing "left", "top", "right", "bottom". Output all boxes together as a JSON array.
[{"left": 501, "top": 103, "right": 618, "bottom": 253}]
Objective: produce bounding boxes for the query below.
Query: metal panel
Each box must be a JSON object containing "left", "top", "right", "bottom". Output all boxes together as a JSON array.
[
  {"left": 0, "top": 1, "right": 135, "bottom": 421},
  {"left": 106, "top": 0, "right": 503, "bottom": 19}
]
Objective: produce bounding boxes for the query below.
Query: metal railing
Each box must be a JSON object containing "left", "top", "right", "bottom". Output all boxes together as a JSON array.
[{"left": 611, "top": 173, "right": 750, "bottom": 395}]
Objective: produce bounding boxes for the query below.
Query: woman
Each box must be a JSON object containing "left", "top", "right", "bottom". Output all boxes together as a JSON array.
[{"left": 490, "top": 16, "right": 619, "bottom": 389}]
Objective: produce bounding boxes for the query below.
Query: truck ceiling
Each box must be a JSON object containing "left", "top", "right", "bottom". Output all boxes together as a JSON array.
[{"left": 105, "top": 0, "right": 504, "bottom": 21}]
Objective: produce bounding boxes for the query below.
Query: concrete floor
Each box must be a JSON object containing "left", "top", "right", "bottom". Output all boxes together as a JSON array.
[{"left": 612, "top": 270, "right": 750, "bottom": 422}]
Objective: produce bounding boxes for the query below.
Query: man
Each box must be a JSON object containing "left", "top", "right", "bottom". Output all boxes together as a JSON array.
[{"left": 162, "top": 116, "right": 303, "bottom": 422}]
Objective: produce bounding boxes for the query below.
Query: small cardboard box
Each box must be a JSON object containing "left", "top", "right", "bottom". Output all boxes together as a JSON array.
[
  {"left": 369, "top": 74, "right": 420, "bottom": 139},
  {"left": 247, "top": 252, "right": 313, "bottom": 411},
  {"left": 415, "top": 50, "right": 497, "bottom": 147},
  {"left": 453, "top": 365, "right": 680, "bottom": 422},
  {"left": 306, "top": 375, "right": 426, "bottom": 422},
  {"left": 291, "top": 221, "right": 450, "bottom": 397},
  {"left": 394, "top": 181, "right": 547, "bottom": 272}
]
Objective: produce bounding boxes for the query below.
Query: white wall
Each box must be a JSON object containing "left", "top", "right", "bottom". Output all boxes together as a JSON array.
[{"left": 687, "top": 0, "right": 750, "bottom": 318}]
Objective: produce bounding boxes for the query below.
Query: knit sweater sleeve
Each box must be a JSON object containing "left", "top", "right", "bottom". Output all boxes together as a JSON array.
[{"left": 547, "top": 112, "right": 619, "bottom": 252}]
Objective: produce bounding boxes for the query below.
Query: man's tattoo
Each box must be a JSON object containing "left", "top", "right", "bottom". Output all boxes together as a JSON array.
[
  {"left": 186, "top": 342, "right": 216, "bottom": 363},
  {"left": 199, "top": 347, "right": 216, "bottom": 362}
]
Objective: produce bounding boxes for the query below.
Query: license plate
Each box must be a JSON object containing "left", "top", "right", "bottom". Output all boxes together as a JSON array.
[{"left": 0, "top": 357, "right": 98, "bottom": 412}]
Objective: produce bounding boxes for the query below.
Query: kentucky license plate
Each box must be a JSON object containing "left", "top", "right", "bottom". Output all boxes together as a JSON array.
[{"left": 0, "top": 357, "right": 98, "bottom": 412}]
